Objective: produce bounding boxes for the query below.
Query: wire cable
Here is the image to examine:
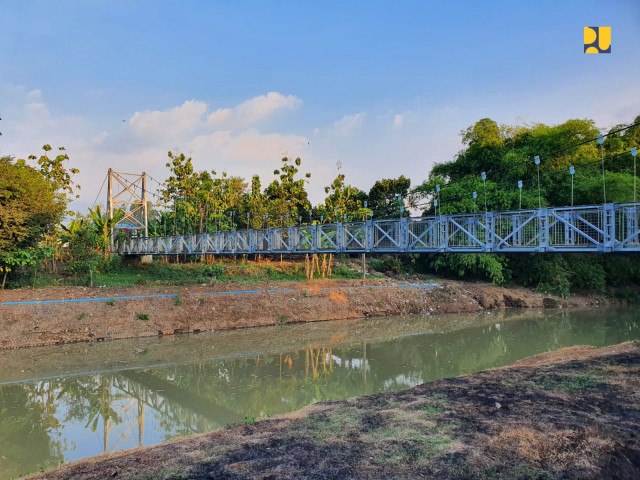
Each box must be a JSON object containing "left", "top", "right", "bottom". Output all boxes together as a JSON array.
[{"left": 91, "top": 172, "right": 108, "bottom": 208}]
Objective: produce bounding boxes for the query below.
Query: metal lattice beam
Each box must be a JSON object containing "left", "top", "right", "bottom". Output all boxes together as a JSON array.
[{"left": 117, "top": 203, "right": 640, "bottom": 256}]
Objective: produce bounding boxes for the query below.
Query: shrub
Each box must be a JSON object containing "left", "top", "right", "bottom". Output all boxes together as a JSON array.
[{"left": 426, "top": 253, "right": 507, "bottom": 285}]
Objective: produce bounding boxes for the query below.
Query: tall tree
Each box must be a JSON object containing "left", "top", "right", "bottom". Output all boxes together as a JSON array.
[
  {"left": 367, "top": 176, "right": 411, "bottom": 218},
  {"left": 322, "top": 164, "right": 367, "bottom": 221},
  {"left": 265, "top": 157, "right": 311, "bottom": 226}
]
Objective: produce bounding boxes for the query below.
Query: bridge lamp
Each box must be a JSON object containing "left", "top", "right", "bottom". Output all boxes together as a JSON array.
[
  {"left": 343, "top": 214, "right": 347, "bottom": 221},
  {"left": 472, "top": 191, "right": 477, "bottom": 213},
  {"left": 309, "top": 209, "right": 313, "bottom": 223},
  {"left": 433, "top": 199, "right": 438, "bottom": 216},
  {"left": 598, "top": 134, "right": 606, "bottom": 203},
  {"left": 285, "top": 212, "right": 289, "bottom": 226},
  {"left": 533, "top": 156, "right": 542, "bottom": 209},
  {"left": 632, "top": 148, "right": 637, "bottom": 203},
  {"left": 436, "top": 184, "right": 441, "bottom": 216},
  {"left": 280, "top": 216, "right": 283, "bottom": 226},
  {"left": 320, "top": 215, "right": 324, "bottom": 224},
  {"left": 517, "top": 180, "right": 523, "bottom": 210},
  {"left": 480, "top": 172, "right": 487, "bottom": 213},
  {"left": 363, "top": 200, "right": 368, "bottom": 221},
  {"left": 395, "top": 193, "right": 404, "bottom": 217},
  {"left": 299, "top": 215, "right": 302, "bottom": 225},
  {"left": 247, "top": 212, "right": 250, "bottom": 228},
  {"left": 569, "top": 167, "right": 575, "bottom": 206}
]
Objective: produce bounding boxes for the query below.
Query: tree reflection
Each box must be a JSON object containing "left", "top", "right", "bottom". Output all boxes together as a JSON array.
[{"left": 2, "top": 310, "right": 639, "bottom": 479}]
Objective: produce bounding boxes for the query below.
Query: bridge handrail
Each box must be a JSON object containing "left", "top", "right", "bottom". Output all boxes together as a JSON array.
[{"left": 118, "top": 202, "right": 640, "bottom": 255}]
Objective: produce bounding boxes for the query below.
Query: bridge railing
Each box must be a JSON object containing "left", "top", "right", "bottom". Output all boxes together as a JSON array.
[{"left": 117, "top": 203, "right": 640, "bottom": 255}]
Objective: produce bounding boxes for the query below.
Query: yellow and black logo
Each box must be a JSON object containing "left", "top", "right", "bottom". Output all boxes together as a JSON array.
[{"left": 584, "top": 26, "right": 611, "bottom": 53}]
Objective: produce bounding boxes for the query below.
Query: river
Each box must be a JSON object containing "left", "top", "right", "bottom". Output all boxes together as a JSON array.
[{"left": 0, "top": 308, "right": 639, "bottom": 478}]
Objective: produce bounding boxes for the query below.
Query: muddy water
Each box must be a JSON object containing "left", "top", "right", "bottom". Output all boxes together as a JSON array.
[{"left": 1, "top": 308, "right": 639, "bottom": 478}]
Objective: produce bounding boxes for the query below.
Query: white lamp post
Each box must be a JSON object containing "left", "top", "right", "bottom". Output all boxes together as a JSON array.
[
  {"left": 517, "top": 180, "right": 522, "bottom": 210},
  {"left": 632, "top": 148, "right": 638, "bottom": 202},
  {"left": 481, "top": 172, "right": 487, "bottom": 213},
  {"left": 598, "top": 134, "right": 606, "bottom": 203},
  {"left": 534, "top": 156, "right": 541, "bottom": 209},
  {"left": 569, "top": 166, "right": 575, "bottom": 206}
]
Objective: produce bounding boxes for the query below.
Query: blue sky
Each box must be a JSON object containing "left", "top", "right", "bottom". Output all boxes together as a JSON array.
[{"left": 1, "top": 0, "right": 639, "bottom": 208}]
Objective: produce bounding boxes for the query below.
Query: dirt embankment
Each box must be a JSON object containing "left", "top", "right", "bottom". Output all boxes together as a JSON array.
[
  {"left": 29, "top": 341, "right": 640, "bottom": 480},
  {"left": 0, "top": 278, "right": 605, "bottom": 350}
]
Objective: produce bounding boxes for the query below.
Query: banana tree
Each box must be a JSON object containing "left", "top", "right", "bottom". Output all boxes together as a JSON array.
[{"left": 88, "top": 206, "right": 125, "bottom": 255}]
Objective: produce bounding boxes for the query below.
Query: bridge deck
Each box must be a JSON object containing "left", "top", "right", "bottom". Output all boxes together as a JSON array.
[{"left": 118, "top": 203, "right": 640, "bottom": 255}]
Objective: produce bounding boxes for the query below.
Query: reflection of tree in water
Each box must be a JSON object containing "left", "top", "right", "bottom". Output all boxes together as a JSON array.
[
  {"left": 3, "top": 310, "right": 639, "bottom": 478},
  {"left": 0, "top": 382, "right": 65, "bottom": 478}
]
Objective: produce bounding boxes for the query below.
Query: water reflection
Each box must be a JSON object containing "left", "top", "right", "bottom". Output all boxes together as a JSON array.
[{"left": 1, "top": 309, "right": 639, "bottom": 478}]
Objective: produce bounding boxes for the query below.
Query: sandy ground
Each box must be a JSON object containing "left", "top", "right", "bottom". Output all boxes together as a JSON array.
[
  {"left": 0, "top": 278, "right": 606, "bottom": 350},
  {"left": 27, "top": 341, "right": 640, "bottom": 480}
]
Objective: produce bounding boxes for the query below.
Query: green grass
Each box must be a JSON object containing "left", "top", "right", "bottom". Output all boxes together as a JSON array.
[
  {"left": 420, "top": 404, "right": 445, "bottom": 416},
  {"left": 6, "top": 256, "right": 388, "bottom": 290},
  {"left": 137, "top": 313, "right": 150, "bottom": 321},
  {"left": 532, "top": 374, "right": 598, "bottom": 391}
]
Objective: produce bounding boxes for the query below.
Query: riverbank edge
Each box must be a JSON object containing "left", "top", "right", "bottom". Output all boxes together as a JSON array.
[
  {"left": 28, "top": 341, "right": 640, "bottom": 480},
  {"left": 0, "top": 278, "right": 610, "bottom": 351}
]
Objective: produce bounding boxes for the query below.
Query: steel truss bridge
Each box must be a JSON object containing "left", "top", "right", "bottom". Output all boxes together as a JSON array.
[{"left": 118, "top": 203, "right": 640, "bottom": 256}]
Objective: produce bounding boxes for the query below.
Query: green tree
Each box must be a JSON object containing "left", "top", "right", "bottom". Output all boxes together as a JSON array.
[
  {"left": 414, "top": 114, "right": 640, "bottom": 290},
  {"left": 265, "top": 157, "right": 311, "bottom": 226},
  {"left": 321, "top": 164, "right": 367, "bottom": 222},
  {"left": 0, "top": 156, "right": 67, "bottom": 285},
  {"left": 367, "top": 175, "right": 411, "bottom": 218},
  {"left": 24, "top": 144, "right": 81, "bottom": 213}
]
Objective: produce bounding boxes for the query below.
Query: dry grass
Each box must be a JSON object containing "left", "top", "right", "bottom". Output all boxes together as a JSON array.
[{"left": 489, "top": 426, "right": 616, "bottom": 470}]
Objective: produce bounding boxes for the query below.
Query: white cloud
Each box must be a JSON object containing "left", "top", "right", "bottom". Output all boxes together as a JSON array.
[
  {"left": 330, "top": 112, "right": 366, "bottom": 136},
  {"left": 27, "top": 88, "right": 42, "bottom": 100},
  {"left": 189, "top": 128, "right": 308, "bottom": 168},
  {"left": 128, "top": 100, "right": 207, "bottom": 143},
  {"left": 393, "top": 114, "right": 403, "bottom": 128},
  {"left": 207, "top": 92, "right": 302, "bottom": 129}
]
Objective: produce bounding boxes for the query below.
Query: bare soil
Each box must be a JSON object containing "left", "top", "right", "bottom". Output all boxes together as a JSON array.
[
  {"left": 0, "top": 278, "right": 606, "bottom": 350},
  {"left": 29, "top": 341, "right": 640, "bottom": 480}
]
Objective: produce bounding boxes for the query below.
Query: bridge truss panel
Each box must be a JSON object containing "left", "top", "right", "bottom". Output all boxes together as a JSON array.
[
  {"left": 615, "top": 204, "right": 640, "bottom": 251},
  {"left": 117, "top": 203, "right": 640, "bottom": 256}
]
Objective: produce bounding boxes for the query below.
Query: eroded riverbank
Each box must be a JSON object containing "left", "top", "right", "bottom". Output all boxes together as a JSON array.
[
  {"left": 0, "top": 278, "right": 606, "bottom": 350},
  {"left": 27, "top": 341, "right": 640, "bottom": 480}
]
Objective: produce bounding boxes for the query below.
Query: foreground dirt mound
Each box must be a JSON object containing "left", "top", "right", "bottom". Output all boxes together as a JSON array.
[
  {"left": 30, "top": 341, "right": 640, "bottom": 480},
  {"left": 0, "top": 279, "right": 602, "bottom": 350}
]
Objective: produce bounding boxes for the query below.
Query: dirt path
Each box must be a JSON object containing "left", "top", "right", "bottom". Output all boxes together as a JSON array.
[
  {"left": 28, "top": 341, "right": 640, "bottom": 479},
  {"left": 0, "top": 278, "right": 606, "bottom": 350}
]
